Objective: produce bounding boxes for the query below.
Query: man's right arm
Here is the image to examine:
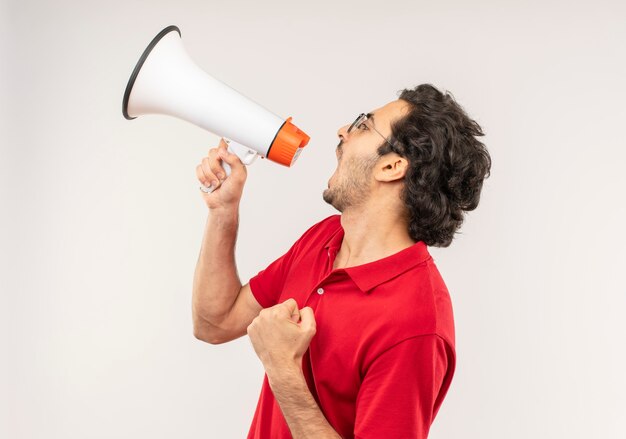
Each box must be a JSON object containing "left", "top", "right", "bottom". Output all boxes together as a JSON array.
[{"left": 192, "top": 139, "right": 262, "bottom": 344}]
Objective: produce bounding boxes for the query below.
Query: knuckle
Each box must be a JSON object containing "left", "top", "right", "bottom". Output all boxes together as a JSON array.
[
  {"left": 208, "top": 159, "right": 222, "bottom": 171},
  {"left": 247, "top": 318, "right": 257, "bottom": 331}
]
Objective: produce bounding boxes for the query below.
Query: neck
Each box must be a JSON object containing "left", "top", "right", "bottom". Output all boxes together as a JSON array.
[{"left": 335, "top": 198, "right": 415, "bottom": 269}]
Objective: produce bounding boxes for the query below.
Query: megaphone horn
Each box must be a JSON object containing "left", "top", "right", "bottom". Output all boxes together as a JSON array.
[{"left": 122, "top": 25, "right": 310, "bottom": 193}]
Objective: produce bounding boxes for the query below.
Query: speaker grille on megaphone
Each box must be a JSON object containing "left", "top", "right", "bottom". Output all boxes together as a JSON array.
[{"left": 122, "top": 25, "right": 310, "bottom": 167}]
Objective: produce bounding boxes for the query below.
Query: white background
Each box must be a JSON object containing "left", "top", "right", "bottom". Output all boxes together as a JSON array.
[{"left": 2, "top": 0, "right": 625, "bottom": 437}]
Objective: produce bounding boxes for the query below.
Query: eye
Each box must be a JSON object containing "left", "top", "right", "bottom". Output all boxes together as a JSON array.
[{"left": 357, "top": 122, "right": 369, "bottom": 130}]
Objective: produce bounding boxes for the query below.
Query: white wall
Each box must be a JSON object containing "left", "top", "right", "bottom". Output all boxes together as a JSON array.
[
  {"left": 1, "top": 1, "right": 11, "bottom": 437},
  {"left": 2, "top": 0, "right": 625, "bottom": 437}
]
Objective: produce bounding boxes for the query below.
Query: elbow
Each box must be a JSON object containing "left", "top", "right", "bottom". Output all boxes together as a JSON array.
[
  {"left": 192, "top": 309, "right": 220, "bottom": 344},
  {"left": 193, "top": 323, "right": 227, "bottom": 345},
  {"left": 194, "top": 331, "right": 222, "bottom": 345}
]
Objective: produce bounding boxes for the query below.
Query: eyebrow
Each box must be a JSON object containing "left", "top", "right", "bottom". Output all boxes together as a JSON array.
[{"left": 366, "top": 112, "right": 376, "bottom": 127}]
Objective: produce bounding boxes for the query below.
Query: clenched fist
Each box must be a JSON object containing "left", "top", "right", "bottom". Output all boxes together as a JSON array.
[
  {"left": 196, "top": 138, "right": 248, "bottom": 210},
  {"left": 247, "top": 299, "right": 317, "bottom": 374}
]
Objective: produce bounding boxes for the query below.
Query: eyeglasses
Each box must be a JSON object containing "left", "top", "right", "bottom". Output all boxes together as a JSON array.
[{"left": 347, "top": 113, "right": 399, "bottom": 151}]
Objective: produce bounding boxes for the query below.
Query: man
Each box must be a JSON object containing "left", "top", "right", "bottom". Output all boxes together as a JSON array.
[{"left": 192, "top": 84, "right": 492, "bottom": 438}]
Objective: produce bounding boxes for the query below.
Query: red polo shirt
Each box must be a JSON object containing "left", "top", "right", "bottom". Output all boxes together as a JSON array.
[{"left": 247, "top": 215, "right": 456, "bottom": 439}]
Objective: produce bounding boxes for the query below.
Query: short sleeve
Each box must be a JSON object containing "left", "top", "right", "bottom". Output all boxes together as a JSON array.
[
  {"left": 248, "top": 216, "right": 337, "bottom": 309},
  {"left": 248, "top": 237, "right": 302, "bottom": 309},
  {"left": 354, "top": 334, "right": 455, "bottom": 439}
]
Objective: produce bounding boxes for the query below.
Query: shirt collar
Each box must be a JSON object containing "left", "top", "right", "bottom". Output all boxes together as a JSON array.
[{"left": 323, "top": 221, "right": 432, "bottom": 293}]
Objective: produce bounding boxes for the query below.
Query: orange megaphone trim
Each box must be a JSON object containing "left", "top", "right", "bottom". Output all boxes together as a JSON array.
[{"left": 267, "top": 117, "right": 310, "bottom": 166}]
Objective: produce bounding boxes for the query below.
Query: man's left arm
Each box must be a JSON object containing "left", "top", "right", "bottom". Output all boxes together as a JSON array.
[
  {"left": 268, "top": 363, "right": 341, "bottom": 438},
  {"left": 247, "top": 298, "right": 342, "bottom": 439}
]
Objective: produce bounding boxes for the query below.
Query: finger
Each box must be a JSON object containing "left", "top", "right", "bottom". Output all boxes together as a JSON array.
[
  {"left": 218, "top": 147, "right": 245, "bottom": 173},
  {"left": 200, "top": 157, "right": 220, "bottom": 188},
  {"left": 217, "top": 138, "right": 229, "bottom": 153},
  {"left": 195, "top": 165, "right": 211, "bottom": 187},
  {"left": 282, "top": 298, "right": 298, "bottom": 313},
  {"left": 197, "top": 160, "right": 213, "bottom": 186},
  {"left": 281, "top": 298, "right": 300, "bottom": 322},
  {"left": 216, "top": 139, "right": 229, "bottom": 166},
  {"left": 210, "top": 138, "right": 229, "bottom": 155},
  {"left": 207, "top": 149, "right": 227, "bottom": 181},
  {"left": 299, "top": 307, "right": 317, "bottom": 332}
]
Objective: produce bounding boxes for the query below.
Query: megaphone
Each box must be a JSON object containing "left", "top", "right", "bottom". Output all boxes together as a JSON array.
[{"left": 122, "top": 25, "right": 310, "bottom": 193}]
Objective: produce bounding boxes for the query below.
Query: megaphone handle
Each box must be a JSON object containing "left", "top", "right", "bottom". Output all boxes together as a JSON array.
[{"left": 198, "top": 140, "right": 256, "bottom": 193}]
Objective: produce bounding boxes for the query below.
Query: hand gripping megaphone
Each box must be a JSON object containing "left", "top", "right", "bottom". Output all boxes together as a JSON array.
[{"left": 122, "top": 25, "right": 310, "bottom": 193}]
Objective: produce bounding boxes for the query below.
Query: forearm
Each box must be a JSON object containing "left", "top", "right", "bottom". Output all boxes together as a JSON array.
[
  {"left": 192, "top": 206, "right": 241, "bottom": 326},
  {"left": 267, "top": 364, "right": 342, "bottom": 439}
]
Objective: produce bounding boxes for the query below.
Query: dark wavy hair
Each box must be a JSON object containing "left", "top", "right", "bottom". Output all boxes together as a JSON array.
[{"left": 377, "top": 84, "right": 492, "bottom": 247}]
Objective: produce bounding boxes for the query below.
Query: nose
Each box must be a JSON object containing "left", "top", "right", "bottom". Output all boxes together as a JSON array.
[{"left": 337, "top": 124, "right": 350, "bottom": 142}]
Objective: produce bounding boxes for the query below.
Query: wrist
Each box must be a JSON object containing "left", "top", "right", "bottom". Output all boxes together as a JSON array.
[
  {"left": 266, "top": 359, "right": 303, "bottom": 387},
  {"left": 208, "top": 205, "right": 239, "bottom": 226}
]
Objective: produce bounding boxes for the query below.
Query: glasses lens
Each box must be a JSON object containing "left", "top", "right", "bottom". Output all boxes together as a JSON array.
[{"left": 348, "top": 113, "right": 366, "bottom": 133}]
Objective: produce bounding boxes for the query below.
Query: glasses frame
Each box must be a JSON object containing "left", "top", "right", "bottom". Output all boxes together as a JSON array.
[{"left": 347, "top": 113, "right": 400, "bottom": 152}]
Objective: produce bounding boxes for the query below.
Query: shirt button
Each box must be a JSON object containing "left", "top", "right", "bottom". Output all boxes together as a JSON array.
[{"left": 317, "top": 287, "right": 324, "bottom": 295}]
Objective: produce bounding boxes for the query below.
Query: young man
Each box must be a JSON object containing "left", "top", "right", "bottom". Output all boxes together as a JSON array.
[{"left": 193, "top": 84, "right": 492, "bottom": 438}]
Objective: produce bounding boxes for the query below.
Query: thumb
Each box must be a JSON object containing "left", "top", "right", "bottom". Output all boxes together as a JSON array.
[
  {"left": 218, "top": 146, "right": 245, "bottom": 171},
  {"left": 299, "top": 307, "right": 316, "bottom": 332},
  {"left": 215, "top": 138, "right": 229, "bottom": 154},
  {"left": 281, "top": 298, "right": 301, "bottom": 323}
]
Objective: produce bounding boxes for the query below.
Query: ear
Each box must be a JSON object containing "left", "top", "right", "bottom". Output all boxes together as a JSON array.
[{"left": 373, "top": 153, "right": 408, "bottom": 182}]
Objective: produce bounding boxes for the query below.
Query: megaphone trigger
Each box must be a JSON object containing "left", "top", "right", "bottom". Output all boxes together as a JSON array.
[{"left": 224, "top": 139, "right": 259, "bottom": 165}]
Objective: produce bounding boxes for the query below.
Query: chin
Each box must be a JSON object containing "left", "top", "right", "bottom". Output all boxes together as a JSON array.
[
  {"left": 322, "top": 187, "right": 342, "bottom": 212},
  {"left": 322, "top": 187, "right": 333, "bottom": 203}
]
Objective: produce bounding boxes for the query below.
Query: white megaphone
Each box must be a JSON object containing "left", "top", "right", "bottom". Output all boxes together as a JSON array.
[{"left": 122, "top": 25, "right": 310, "bottom": 193}]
